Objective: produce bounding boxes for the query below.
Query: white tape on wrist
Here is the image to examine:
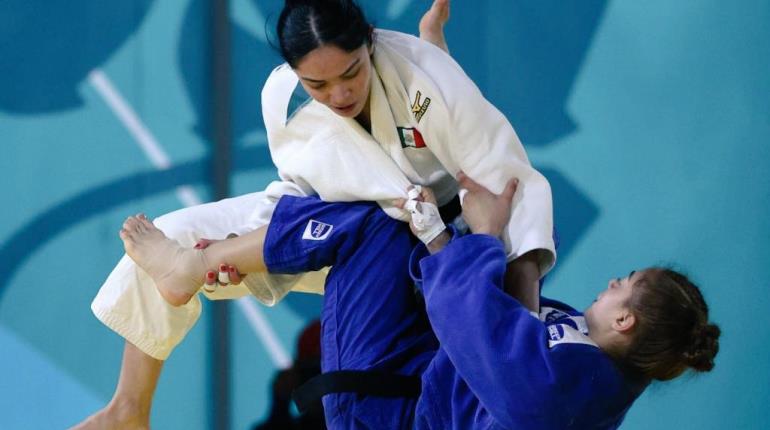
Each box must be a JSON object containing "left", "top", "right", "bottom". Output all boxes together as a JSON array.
[{"left": 405, "top": 185, "right": 446, "bottom": 244}]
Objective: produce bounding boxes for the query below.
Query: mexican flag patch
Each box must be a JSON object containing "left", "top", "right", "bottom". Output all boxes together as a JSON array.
[{"left": 397, "top": 127, "right": 426, "bottom": 149}]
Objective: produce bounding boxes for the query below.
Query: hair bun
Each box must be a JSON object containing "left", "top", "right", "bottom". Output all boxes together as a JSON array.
[{"left": 684, "top": 323, "right": 721, "bottom": 372}]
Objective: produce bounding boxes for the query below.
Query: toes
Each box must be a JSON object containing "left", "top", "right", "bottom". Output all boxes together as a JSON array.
[
  {"left": 139, "top": 215, "right": 154, "bottom": 230},
  {"left": 123, "top": 217, "right": 138, "bottom": 232}
]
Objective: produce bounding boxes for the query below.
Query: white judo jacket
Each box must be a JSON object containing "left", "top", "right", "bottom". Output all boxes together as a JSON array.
[
  {"left": 261, "top": 29, "right": 555, "bottom": 273},
  {"left": 91, "top": 30, "right": 555, "bottom": 360}
]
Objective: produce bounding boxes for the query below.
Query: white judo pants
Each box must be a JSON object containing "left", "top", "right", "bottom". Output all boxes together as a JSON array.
[{"left": 90, "top": 189, "right": 327, "bottom": 360}]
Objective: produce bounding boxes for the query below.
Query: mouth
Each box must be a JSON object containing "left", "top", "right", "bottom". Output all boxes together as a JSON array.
[{"left": 333, "top": 102, "right": 356, "bottom": 114}]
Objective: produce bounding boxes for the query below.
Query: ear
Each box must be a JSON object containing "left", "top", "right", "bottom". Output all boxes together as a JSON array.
[
  {"left": 612, "top": 310, "right": 636, "bottom": 334},
  {"left": 367, "top": 26, "right": 375, "bottom": 55}
]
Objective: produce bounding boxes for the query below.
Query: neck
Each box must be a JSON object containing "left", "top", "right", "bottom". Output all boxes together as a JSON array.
[
  {"left": 355, "top": 95, "right": 372, "bottom": 132},
  {"left": 589, "top": 328, "right": 629, "bottom": 359}
]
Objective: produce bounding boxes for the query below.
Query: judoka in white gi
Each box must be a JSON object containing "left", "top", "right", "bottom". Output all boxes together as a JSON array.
[{"left": 75, "top": 1, "right": 552, "bottom": 427}]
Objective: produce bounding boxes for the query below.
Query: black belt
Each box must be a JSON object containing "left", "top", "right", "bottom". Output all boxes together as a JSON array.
[
  {"left": 438, "top": 194, "right": 461, "bottom": 224},
  {"left": 292, "top": 370, "right": 422, "bottom": 414}
]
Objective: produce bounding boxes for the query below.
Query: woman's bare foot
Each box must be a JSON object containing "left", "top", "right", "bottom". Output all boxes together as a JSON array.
[
  {"left": 419, "top": 0, "right": 450, "bottom": 53},
  {"left": 69, "top": 400, "right": 149, "bottom": 430},
  {"left": 120, "top": 215, "right": 209, "bottom": 306}
]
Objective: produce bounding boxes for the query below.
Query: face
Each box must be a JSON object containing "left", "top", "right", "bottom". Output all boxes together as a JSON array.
[
  {"left": 294, "top": 43, "right": 373, "bottom": 118},
  {"left": 584, "top": 270, "right": 643, "bottom": 335}
]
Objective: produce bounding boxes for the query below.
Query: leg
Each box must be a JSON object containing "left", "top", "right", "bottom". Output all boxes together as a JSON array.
[
  {"left": 70, "top": 342, "right": 162, "bottom": 430},
  {"left": 419, "top": 0, "right": 450, "bottom": 53},
  {"left": 261, "top": 196, "right": 435, "bottom": 428},
  {"left": 120, "top": 216, "right": 269, "bottom": 306},
  {"left": 82, "top": 192, "right": 276, "bottom": 428},
  {"left": 321, "top": 209, "right": 434, "bottom": 429}
]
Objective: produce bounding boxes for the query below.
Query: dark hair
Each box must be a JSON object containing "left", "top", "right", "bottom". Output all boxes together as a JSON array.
[
  {"left": 622, "top": 268, "right": 720, "bottom": 381},
  {"left": 277, "top": 0, "right": 372, "bottom": 68}
]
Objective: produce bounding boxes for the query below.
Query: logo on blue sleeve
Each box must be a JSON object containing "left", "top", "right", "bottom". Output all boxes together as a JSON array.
[{"left": 302, "top": 220, "right": 333, "bottom": 241}]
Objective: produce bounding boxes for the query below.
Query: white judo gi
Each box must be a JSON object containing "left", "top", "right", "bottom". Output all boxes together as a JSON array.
[{"left": 91, "top": 29, "right": 555, "bottom": 360}]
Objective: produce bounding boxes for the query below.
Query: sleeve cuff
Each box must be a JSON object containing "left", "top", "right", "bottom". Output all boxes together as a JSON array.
[{"left": 408, "top": 224, "right": 461, "bottom": 289}]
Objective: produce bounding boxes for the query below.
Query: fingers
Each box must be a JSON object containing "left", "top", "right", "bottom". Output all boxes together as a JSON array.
[
  {"left": 203, "top": 270, "right": 217, "bottom": 293},
  {"left": 393, "top": 198, "right": 407, "bottom": 209},
  {"left": 228, "top": 265, "right": 243, "bottom": 285},
  {"left": 458, "top": 171, "right": 520, "bottom": 201},
  {"left": 457, "top": 171, "right": 484, "bottom": 193},
  {"left": 205, "top": 271, "right": 217, "bottom": 286},
  {"left": 204, "top": 264, "right": 243, "bottom": 290},
  {"left": 501, "top": 177, "right": 520, "bottom": 202},
  {"left": 217, "top": 264, "right": 231, "bottom": 284},
  {"left": 420, "top": 187, "right": 438, "bottom": 205},
  {"left": 194, "top": 238, "right": 213, "bottom": 249}
]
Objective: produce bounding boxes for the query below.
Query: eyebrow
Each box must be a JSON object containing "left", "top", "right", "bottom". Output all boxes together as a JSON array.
[
  {"left": 300, "top": 58, "right": 361, "bottom": 83},
  {"left": 628, "top": 271, "right": 636, "bottom": 282}
]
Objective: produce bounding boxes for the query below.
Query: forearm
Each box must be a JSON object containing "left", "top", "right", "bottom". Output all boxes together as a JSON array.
[
  {"left": 420, "top": 235, "right": 553, "bottom": 427},
  {"left": 504, "top": 250, "right": 541, "bottom": 312}
]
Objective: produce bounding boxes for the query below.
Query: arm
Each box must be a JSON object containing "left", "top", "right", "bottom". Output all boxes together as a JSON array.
[
  {"left": 418, "top": 236, "right": 610, "bottom": 428},
  {"left": 419, "top": 235, "right": 558, "bottom": 427},
  {"left": 379, "top": 29, "right": 554, "bottom": 309},
  {"left": 409, "top": 180, "right": 600, "bottom": 427}
]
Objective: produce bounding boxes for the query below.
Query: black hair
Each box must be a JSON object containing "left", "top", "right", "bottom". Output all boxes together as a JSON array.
[{"left": 277, "top": 0, "right": 372, "bottom": 67}]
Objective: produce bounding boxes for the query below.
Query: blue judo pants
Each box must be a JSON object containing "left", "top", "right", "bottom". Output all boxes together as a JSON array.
[{"left": 264, "top": 196, "right": 438, "bottom": 429}]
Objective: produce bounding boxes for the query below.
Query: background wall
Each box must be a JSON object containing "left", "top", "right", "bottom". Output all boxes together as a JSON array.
[{"left": 1, "top": 0, "right": 767, "bottom": 428}]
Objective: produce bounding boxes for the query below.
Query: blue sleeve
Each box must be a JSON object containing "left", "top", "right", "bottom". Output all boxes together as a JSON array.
[
  {"left": 263, "top": 195, "right": 382, "bottom": 274},
  {"left": 417, "top": 234, "right": 621, "bottom": 428}
]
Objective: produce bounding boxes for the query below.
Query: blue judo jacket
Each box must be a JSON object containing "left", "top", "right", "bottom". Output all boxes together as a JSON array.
[
  {"left": 263, "top": 196, "right": 644, "bottom": 429},
  {"left": 411, "top": 234, "right": 645, "bottom": 429}
]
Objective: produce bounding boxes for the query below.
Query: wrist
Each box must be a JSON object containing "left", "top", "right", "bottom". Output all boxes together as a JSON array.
[
  {"left": 470, "top": 223, "right": 504, "bottom": 238},
  {"left": 427, "top": 230, "right": 451, "bottom": 254}
]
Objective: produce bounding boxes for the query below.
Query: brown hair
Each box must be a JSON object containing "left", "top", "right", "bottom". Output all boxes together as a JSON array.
[{"left": 622, "top": 268, "right": 720, "bottom": 381}]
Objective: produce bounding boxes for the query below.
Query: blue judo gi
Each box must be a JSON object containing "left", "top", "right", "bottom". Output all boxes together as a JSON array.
[{"left": 264, "top": 196, "right": 645, "bottom": 430}]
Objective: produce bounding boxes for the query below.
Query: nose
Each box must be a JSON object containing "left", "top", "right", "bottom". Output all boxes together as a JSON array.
[
  {"left": 608, "top": 278, "right": 620, "bottom": 289},
  {"left": 330, "top": 84, "right": 352, "bottom": 105}
]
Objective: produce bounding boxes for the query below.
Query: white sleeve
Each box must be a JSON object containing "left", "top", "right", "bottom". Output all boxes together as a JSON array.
[{"left": 426, "top": 56, "right": 556, "bottom": 274}]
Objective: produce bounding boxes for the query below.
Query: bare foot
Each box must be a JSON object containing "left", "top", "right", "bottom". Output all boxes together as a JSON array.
[
  {"left": 419, "top": 0, "right": 450, "bottom": 53},
  {"left": 69, "top": 402, "right": 149, "bottom": 430},
  {"left": 120, "top": 215, "right": 209, "bottom": 306}
]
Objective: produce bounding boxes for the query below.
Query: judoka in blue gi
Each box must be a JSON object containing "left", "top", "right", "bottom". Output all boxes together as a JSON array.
[{"left": 117, "top": 175, "right": 720, "bottom": 429}]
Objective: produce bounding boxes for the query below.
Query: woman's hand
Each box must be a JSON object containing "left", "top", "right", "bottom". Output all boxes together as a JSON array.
[
  {"left": 458, "top": 171, "right": 518, "bottom": 238},
  {"left": 194, "top": 236, "right": 245, "bottom": 289},
  {"left": 395, "top": 186, "right": 451, "bottom": 254}
]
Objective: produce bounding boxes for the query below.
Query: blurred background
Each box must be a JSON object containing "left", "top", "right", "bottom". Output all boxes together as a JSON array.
[{"left": 1, "top": 0, "right": 768, "bottom": 428}]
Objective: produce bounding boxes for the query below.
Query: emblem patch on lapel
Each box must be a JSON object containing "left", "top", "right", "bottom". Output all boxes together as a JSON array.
[
  {"left": 397, "top": 127, "right": 426, "bottom": 149},
  {"left": 302, "top": 220, "right": 333, "bottom": 241},
  {"left": 411, "top": 90, "right": 431, "bottom": 123}
]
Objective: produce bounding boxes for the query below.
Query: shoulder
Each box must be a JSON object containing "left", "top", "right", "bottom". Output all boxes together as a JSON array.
[
  {"left": 374, "top": 29, "right": 489, "bottom": 119},
  {"left": 261, "top": 64, "right": 314, "bottom": 127}
]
